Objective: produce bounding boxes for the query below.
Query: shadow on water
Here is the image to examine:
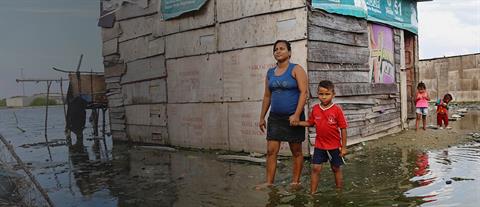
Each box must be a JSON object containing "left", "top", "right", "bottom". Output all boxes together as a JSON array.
[{"left": 0, "top": 106, "right": 479, "bottom": 206}]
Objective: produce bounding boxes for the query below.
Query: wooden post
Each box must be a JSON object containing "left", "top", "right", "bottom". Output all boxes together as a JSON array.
[
  {"left": 0, "top": 133, "right": 55, "bottom": 207},
  {"left": 60, "top": 78, "right": 71, "bottom": 143},
  {"left": 44, "top": 81, "right": 52, "bottom": 160}
]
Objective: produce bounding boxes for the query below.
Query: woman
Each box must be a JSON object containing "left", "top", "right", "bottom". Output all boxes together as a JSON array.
[{"left": 258, "top": 40, "right": 308, "bottom": 188}]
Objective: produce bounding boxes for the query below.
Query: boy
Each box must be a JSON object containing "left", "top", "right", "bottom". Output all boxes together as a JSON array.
[{"left": 294, "top": 80, "right": 348, "bottom": 194}]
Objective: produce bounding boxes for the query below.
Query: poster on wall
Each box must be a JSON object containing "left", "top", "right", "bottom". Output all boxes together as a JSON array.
[
  {"left": 161, "top": 0, "right": 208, "bottom": 20},
  {"left": 369, "top": 23, "right": 395, "bottom": 84},
  {"left": 312, "top": 0, "right": 418, "bottom": 34}
]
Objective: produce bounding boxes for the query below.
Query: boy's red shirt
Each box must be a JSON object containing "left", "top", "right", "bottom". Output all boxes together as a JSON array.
[{"left": 307, "top": 104, "right": 348, "bottom": 150}]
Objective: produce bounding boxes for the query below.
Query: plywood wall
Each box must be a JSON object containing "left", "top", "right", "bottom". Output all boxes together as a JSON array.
[{"left": 419, "top": 54, "right": 480, "bottom": 102}]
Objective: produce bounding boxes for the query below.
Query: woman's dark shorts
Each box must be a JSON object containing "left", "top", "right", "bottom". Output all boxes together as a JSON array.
[
  {"left": 266, "top": 112, "right": 305, "bottom": 143},
  {"left": 312, "top": 148, "right": 344, "bottom": 167}
]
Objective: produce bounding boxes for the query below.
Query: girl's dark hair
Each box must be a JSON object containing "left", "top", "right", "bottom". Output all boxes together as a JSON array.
[
  {"left": 417, "top": 82, "right": 426, "bottom": 89},
  {"left": 273, "top": 40, "right": 291, "bottom": 52},
  {"left": 318, "top": 80, "right": 335, "bottom": 92},
  {"left": 443, "top": 93, "right": 453, "bottom": 101}
]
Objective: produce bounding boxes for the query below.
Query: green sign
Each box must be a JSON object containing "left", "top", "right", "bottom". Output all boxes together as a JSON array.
[
  {"left": 161, "top": 0, "right": 208, "bottom": 20},
  {"left": 312, "top": 0, "right": 418, "bottom": 34}
]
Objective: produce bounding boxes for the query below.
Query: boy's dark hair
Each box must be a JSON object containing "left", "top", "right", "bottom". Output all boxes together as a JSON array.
[
  {"left": 417, "top": 82, "right": 426, "bottom": 90},
  {"left": 318, "top": 80, "right": 335, "bottom": 92},
  {"left": 273, "top": 40, "right": 291, "bottom": 53},
  {"left": 444, "top": 93, "right": 453, "bottom": 101}
]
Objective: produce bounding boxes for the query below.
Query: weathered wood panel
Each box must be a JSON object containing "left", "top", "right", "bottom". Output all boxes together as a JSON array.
[
  {"left": 104, "top": 64, "right": 126, "bottom": 78},
  {"left": 122, "top": 79, "right": 167, "bottom": 105},
  {"left": 309, "top": 83, "right": 398, "bottom": 97},
  {"left": 223, "top": 40, "right": 307, "bottom": 101},
  {"left": 307, "top": 62, "right": 369, "bottom": 71},
  {"left": 111, "top": 130, "right": 128, "bottom": 141},
  {"left": 166, "top": 54, "right": 223, "bottom": 103},
  {"left": 308, "top": 25, "right": 368, "bottom": 47},
  {"left": 308, "top": 41, "right": 369, "bottom": 64},
  {"left": 125, "top": 104, "right": 167, "bottom": 126},
  {"left": 308, "top": 71, "right": 369, "bottom": 84},
  {"left": 119, "top": 36, "right": 149, "bottom": 62},
  {"left": 148, "top": 37, "right": 165, "bottom": 57},
  {"left": 309, "top": 10, "right": 367, "bottom": 33},
  {"left": 102, "top": 22, "right": 122, "bottom": 42},
  {"left": 217, "top": 0, "right": 305, "bottom": 22},
  {"left": 153, "top": 0, "right": 214, "bottom": 37},
  {"left": 122, "top": 55, "right": 166, "bottom": 84},
  {"left": 115, "top": 0, "right": 158, "bottom": 21},
  {"left": 126, "top": 125, "right": 168, "bottom": 144},
  {"left": 167, "top": 103, "right": 229, "bottom": 149},
  {"left": 219, "top": 8, "right": 307, "bottom": 51},
  {"left": 165, "top": 27, "right": 216, "bottom": 59},
  {"left": 227, "top": 102, "right": 309, "bottom": 154},
  {"left": 361, "top": 118, "right": 401, "bottom": 137},
  {"left": 103, "top": 38, "right": 118, "bottom": 56},
  {"left": 118, "top": 16, "right": 154, "bottom": 42}
]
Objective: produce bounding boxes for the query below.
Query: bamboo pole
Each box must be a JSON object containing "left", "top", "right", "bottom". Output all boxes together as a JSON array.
[
  {"left": 44, "top": 81, "right": 52, "bottom": 161},
  {"left": 0, "top": 133, "right": 55, "bottom": 207}
]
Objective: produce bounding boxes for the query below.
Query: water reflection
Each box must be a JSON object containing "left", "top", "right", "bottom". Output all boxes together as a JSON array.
[{"left": 1, "top": 107, "right": 479, "bottom": 206}]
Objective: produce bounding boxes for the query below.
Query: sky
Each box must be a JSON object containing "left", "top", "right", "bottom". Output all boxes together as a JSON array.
[{"left": 0, "top": 0, "right": 479, "bottom": 98}]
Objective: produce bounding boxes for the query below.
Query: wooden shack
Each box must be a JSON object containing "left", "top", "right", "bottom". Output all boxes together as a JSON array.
[{"left": 99, "top": 0, "right": 430, "bottom": 153}]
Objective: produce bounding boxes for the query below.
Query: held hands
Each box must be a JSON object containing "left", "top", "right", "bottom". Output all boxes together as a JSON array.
[{"left": 289, "top": 114, "right": 300, "bottom": 126}]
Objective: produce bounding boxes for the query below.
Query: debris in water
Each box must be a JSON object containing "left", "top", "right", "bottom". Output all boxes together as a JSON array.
[
  {"left": 446, "top": 180, "right": 452, "bottom": 184},
  {"left": 217, "top": 155, "right": 275, "bottom": 164},
  {"left": 451, "top": 177, "right": 475, "bottom": 181}
]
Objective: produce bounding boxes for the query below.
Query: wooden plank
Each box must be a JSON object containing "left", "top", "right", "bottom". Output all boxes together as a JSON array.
[
  {"left": 103, "top": 54, "right": 122, "bottom": 67},
  {"left": 309, "top": 10, "right": 367, "bottom": 33},
  {"left": 227, "top": 102, "right": 309, "bottom": 154},
  {"left": 307, "top": 62, "right": 369, "bottom": 71},
  {"left": 102, "top": 22, "right": 122, "bottom": 42},
  {"left": 119, "top": 36, "right": 149, "bottom": 63},
  {"left": 308, "top": 41, "right": 369, "bottom": 64},
  {"left": 153, "top": 0, "right": 215, "bottom": 37},
  {"left": 308, "top": 25, "right": 368, "bottom": 47},
  {"left": 361, "top": 118, "right": 401, "bottom": 137},
  {"left": 309, "top": 83, "right": 398, "bottom": 97},
  {"left": 126, "top": 125, "right": 168, "bottom": 144},
  {"left": 148, "top": 37, "right": 165, "bottom": 57},
  {"left": 102, "top": 38, "right": 118, "bottom": 56},
  {"left": 223, "top": 40, "right": 307, "bottom": 101},
  {"left": 125, "top": 105, "right": 150, "bottom": 125},
  {"left": 118, "top": 16, "right": 154, "bottom": 42},
  {"left": 122, "top": 79, "right": 167, "bottom": 105},
  {"left": 111, "top": 130, "right": 128, "bottom": 141},
  {"left": 104, "top": 64, "right": 126, "bottom": 78},
  {"left": 150, "top": 104, "right": 167, "bottom": 126},
  {"left": 165, "top": 27, "right": 216, "bottom": 59},
  {"left": 308, "top": 71, "right": 369, "bottom": 84},
  {"left": 167, "top": 103, "right": 229, "bottom": 149},
  {"left": 115, "top": 0, "right": 158, "bottom": 21},
  {"left": 108, "top": 98, "right": 124, "bottom": 107},
  {"left": 166, "top": 54, "right": 223, "bottom": 103},
  {"left": 217, "top": 0, "right": 305, "bottom": 22},
  {"left": 122, "top": 55, "right": 166, "bottom": 84},
  {"left": 111, "top": 123, "right": 126, "bottom": 131},
  {"left": 218, "top": 8, "right": 307, "bottom": 51}
]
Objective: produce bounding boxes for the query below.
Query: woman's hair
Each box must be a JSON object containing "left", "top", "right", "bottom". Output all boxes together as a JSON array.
[
  {"left": 273, "top": 40, "right": 291, "bottom": 53},
  {"left": 443, "top": 93, "right": 453, "bottom": 101},
  {"left": 417, "top": 82, "right": 426, "bottom": 90},
  {"left": 318, "top": 80, "right": 335, "bottom": 92}
]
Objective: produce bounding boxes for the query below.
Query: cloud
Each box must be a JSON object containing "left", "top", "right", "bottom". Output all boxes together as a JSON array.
[{"left": 418, "top": 0, "right": 480, "bottom": 59}]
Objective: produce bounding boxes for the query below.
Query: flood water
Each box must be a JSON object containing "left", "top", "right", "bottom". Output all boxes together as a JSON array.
[{"left": 0, "top": 105, "right": 479, "bottom": 206}]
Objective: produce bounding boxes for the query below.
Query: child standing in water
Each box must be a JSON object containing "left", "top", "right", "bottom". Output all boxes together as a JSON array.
[
  {"left": 294, "top": 80, "right": 348, "bottom": 194},
  {"left": 415, "top": 82, "right": 430, "bottom": 130},
  {"left": 435, "top": 93, "right": 453, "bottom": 129}
]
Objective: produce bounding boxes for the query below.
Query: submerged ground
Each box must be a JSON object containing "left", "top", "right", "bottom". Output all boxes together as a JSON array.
[{"left": 0, "top": 105, "right": 479, "bottom": 206}]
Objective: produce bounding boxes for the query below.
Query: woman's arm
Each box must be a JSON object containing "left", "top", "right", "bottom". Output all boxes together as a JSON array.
[
  {"left": 259, "top": 76, "right": 271, "bottom": 133},
  {"left": 290, "top": 65, "right": 308, "bottom": 125}
]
